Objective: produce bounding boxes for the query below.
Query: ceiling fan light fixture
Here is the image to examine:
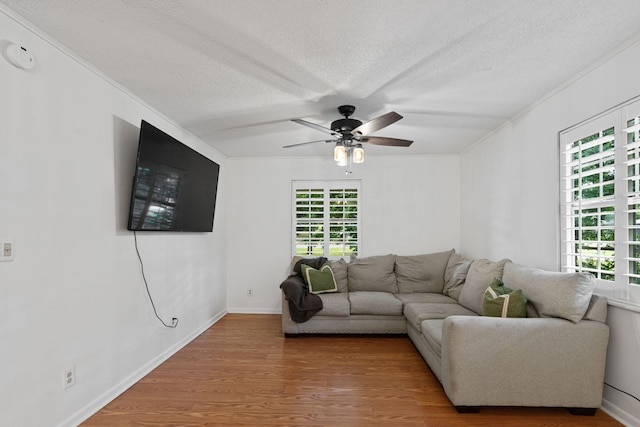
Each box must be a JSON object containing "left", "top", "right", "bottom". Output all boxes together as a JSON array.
[
  {"left": 334, "top": 143, "right": 347, "bottom": 165},
  {"left": 287, "top": 105, "right": 411, "bottom": 171},
  {"left": 353, "top": 144, "right": 364, "bottom": 164}
]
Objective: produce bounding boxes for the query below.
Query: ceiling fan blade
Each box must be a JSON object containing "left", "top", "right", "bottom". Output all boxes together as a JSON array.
[
  {"left": 361, "top": 136, "right": 413, "bottom": 147},
  {"left": 292, "top": 119, "right": 339, "bottom": 136},
  {"left": 283, "top": 139, "right": 334, "bottom": 148},
  {"left": 351, "top": 111, "right": 402, "bottom": 136}
]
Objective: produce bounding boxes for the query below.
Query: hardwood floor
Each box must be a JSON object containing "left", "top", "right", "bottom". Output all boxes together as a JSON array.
[{"left": 82, "top": 314, "right": 622, "bottom": 426}]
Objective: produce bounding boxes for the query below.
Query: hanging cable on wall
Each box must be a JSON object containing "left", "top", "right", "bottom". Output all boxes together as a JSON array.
[
  {"left": 604, "top": 382, "right": 640, "bottom": 403},
  {"left": 133, "top": 231, "right": 178, "bottom": 329}
]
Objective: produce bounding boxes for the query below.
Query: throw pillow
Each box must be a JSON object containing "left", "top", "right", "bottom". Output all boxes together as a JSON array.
[
  {"left": 444, "top": 250, "right": 464, "bottom": 283},
  {"left": 293, "top": 256, "right": 328, "bottom": 275},
  {"left": 443, "top": 259, "right": 472, "bottom": 300},
  {"left": 301, "top": 263, "right": 338, "bottom": 294},
  {"left": 502, "top": 262, "right": 595, "bottom": 323},
  {"left": 458, "top": 258, "right": 510, "bottom": 315},
  {"left": 483, "top": 278, "right": 527, "bottom": 318}
]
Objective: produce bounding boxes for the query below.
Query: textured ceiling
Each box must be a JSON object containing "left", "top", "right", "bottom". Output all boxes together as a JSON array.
[{"left": 3, "top": 0, "right": 640, "bottom": 157}]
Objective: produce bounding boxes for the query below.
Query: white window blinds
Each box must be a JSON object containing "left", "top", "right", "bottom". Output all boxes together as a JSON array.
[
  {"left": 561, "top": 115, "right": 616, "bottom": 282},
  {"left": 293, "top": 181, "right": 360, "bottom": 258},
  {"left": 560, "top": 97, "right": 640, "bottom": 305}
]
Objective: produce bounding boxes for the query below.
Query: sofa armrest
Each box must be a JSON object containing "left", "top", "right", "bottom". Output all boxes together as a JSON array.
[{"left": 440, "top": 316, "right": 609, "bottom": 408}]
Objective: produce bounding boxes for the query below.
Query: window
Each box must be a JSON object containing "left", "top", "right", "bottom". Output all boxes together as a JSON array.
[
  {"left": 292, "top": 180, "right": 360, "bottom": 258},
  {"left": 560, "top": 97, "right": 640, "bottom": 304}
]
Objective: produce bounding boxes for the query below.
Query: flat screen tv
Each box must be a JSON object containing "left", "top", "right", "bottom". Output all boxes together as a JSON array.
[{"left": 127, "top": 120, "right": 220, "bottom": 232}]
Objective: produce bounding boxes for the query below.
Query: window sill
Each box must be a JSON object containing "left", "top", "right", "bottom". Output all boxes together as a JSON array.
[{"left": 605, "top": 297, "right": 640, "bottom": 314}]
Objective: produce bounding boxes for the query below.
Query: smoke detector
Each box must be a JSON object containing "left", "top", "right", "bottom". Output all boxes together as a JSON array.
[{"left": 5, "top": 43, "right": 35, "bottom": 70}]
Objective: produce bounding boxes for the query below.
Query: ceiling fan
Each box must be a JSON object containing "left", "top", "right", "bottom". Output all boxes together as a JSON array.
[{"left": 284, "top": 105, "right": 413, "bottom": 171}]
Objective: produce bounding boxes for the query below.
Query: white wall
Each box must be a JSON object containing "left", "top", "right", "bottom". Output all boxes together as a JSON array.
[
  {"left": 461, "top": 35, "right": 640, "bottom": 425},
  {"left": 9, "top": 2, "right": 638, "bottom": 425},
  {"left": 225, "top": 155, "right": 460, "bottom": 313},
  {"left": 0, "top": 10, "right": 228, "bottom": 427}
]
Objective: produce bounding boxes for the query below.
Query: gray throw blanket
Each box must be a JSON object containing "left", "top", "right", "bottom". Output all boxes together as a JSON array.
[{"left": 280, "top": 257, "right": 327, "bottom": 323}]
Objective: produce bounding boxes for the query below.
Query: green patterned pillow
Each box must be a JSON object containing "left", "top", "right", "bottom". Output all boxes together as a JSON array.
[
  {"left": 301, "top": 263, "right": 338, "bottom": 294},
  {"left": 483, "top": 278, "right": 527, "bottom": 318}
]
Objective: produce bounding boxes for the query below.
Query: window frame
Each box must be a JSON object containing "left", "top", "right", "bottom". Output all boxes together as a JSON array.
[
  {"left": 291, "top": 180, "right": 361, "bottom": 259},
  {"left": 560, "top": 96, "right": 640, "bottom": 308}
]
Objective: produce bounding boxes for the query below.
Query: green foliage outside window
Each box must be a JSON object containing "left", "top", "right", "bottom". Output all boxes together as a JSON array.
[
  {"left": 295, "top": 186, "right": 359, "bottom": 257},
  {"left": 569, "top": 128, "right": 616, "bottom": 282}
]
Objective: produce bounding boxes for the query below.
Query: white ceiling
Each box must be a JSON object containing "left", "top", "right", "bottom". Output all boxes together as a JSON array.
[{"left": 3, "top": 0, "right": 640, "bottom": 158}]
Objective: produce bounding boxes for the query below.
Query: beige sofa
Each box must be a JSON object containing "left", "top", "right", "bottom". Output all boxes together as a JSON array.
[{"left": 280, "top": 250, "right": 610, "bottom": 414}]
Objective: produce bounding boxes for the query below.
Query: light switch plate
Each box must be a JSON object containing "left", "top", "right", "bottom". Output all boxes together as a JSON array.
[{"left": 0, "top": 238, "right": 14, "bottom": 261}]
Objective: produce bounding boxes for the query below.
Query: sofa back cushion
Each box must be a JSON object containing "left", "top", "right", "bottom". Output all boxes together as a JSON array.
[
  {"left": 502, "top": 262, "right": 595, "bottom": 323},
  {"left": 394, "top": 250, "right": 453, "bottom": 293},
  {"left": 458, "top": 258, "right": 510, "bottom": 314},
  {"left": 348, "top": 254, "right": 398, "bottom": 293},
  {"left": 330, "top": 258, "right": 349, "bottom": 293}
]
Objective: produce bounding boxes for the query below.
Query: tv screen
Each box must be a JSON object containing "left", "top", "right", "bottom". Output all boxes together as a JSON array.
[{"left": 127, "top": 120, "right": 220, "bottom": 232}]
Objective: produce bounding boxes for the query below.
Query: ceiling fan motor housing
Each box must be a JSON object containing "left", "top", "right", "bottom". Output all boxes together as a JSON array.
[
  {"left": 331, "top": 118, "right": 362, "bottom": 133},
  {"left": 332, "top": 105, "right": 361, "bottom": 134}
]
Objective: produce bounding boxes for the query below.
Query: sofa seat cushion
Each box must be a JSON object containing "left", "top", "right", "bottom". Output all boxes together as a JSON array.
[
  {"left": 404, "top": 302, "right": 477, "bottom": 332},
  {"left": 349, "top": 291, "right": 403, "bottom": 315},
  {"left": 348, "top": 254, "right": 398, "bottom": 293},
  {"left": 394, "top": 250, "right": 453, "bottom": 293},
  {"left": 394, "top": 293, "right": 458, "bottom": 305},
  {"left": 420, "top": 319, "right": 445, "bottom": 358},
  {"left": 317, "top": 292, "right": 351, "bottom": 317}
]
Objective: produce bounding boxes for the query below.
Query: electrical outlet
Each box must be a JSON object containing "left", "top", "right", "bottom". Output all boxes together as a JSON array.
[
  {"left": 247, "top": 288, "right": 253, "bottom": 297},
  {"left": 63, "top": 367, "right": 75, "bottom": 390},
  {"left": 0, "top": 238, "right": 13, "bottom": 262}
]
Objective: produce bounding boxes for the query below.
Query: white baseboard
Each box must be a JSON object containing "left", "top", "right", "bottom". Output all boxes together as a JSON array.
[
  {"left": 58, "top": 309, "right": 227, "bottom": 427},
  {"left": 601, "top": 397, "right": 640, "bottom": 427},
  {"left": 226, "top": 307, "right": 280, "bottom": 314}
]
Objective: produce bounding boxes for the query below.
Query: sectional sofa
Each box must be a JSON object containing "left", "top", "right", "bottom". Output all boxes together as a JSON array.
[{"left": 280, "top": 250, "right": 610, "bottom": 414}]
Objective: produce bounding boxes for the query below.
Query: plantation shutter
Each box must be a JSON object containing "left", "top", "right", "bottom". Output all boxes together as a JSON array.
[
  {"left": 622, "top": 102, "right": 640, "bottom": 285},
  {"left": 293, "top": 181, "right": 360, "bottom": 257},
  {"left": 561, "top": 97, "right": 640, "bottom": 305},
  {"left": 560, "top": 114, "right": 616, "bottom": 282},
  {"left": 294, "top": 187, "right": 325, "bottom": 256}
]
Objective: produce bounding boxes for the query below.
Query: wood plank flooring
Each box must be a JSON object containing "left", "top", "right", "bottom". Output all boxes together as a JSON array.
[{"left": 82, "top": 314, "right": 622, "bottom": 426}]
